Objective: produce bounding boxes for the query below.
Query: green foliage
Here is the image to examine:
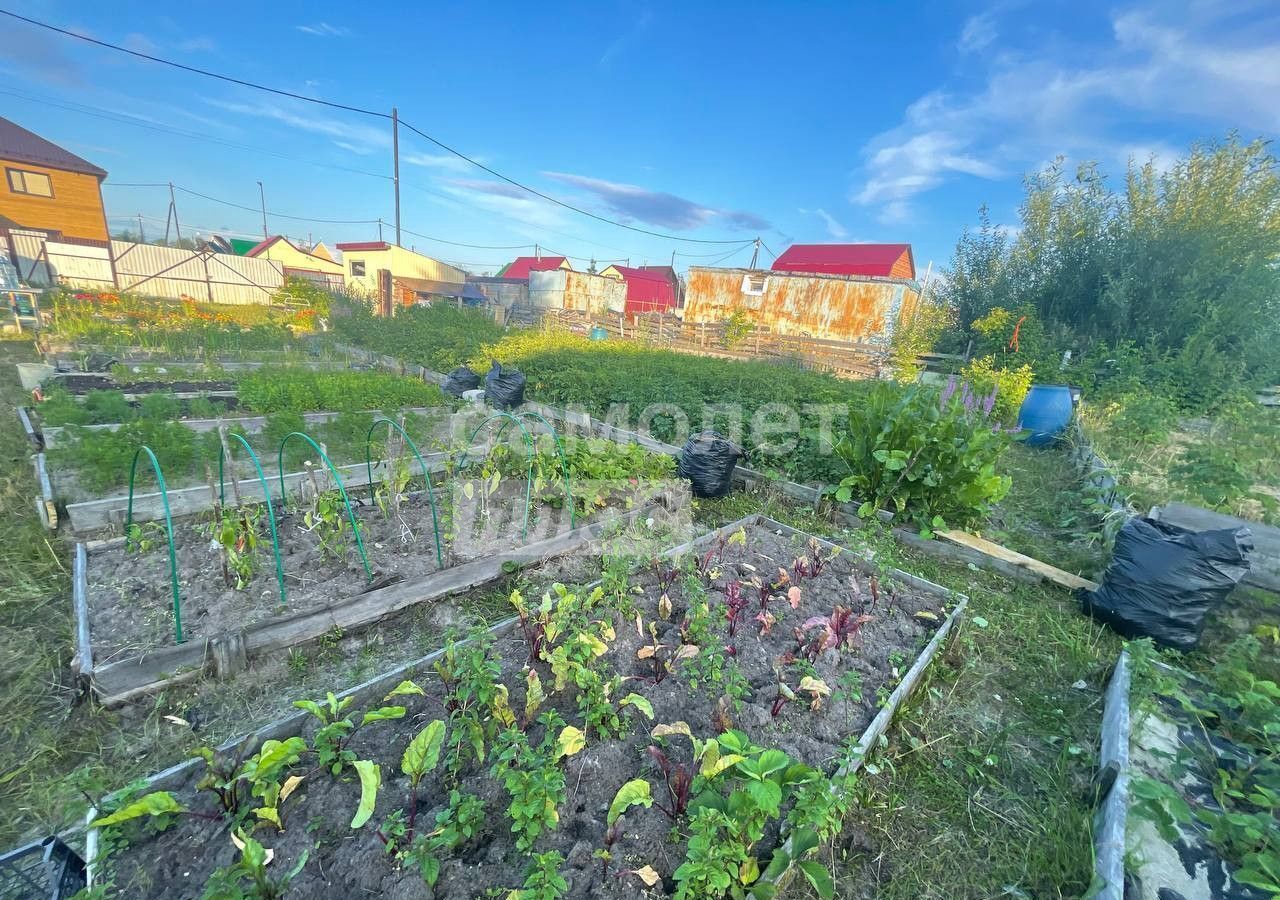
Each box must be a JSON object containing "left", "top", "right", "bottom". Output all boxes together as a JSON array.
[
  {"left": 333, "top": 300, "right": 505, "bottom": 371},
  {"left": 207, "top": 504, "right": 261, "bottom": 589},
  {"left": 959, "top": 355, "right": 1033, "bottom": 425},
  {"left": 518, "top": 850, "right": 569, "bottom": 900},
  {"left": 272, "top": 277, "right": 333, "bottom": 317},
  {"left": 1128, "top": 637, "right": 1279, "bottom": 892},
  {"left": 888, "top": 299, "right": 952, "bottom": 381},
  {"left": 89, "top": 791, "right": 184, "bottom": 828},
  {"left": 464, "top": 329, "right": 873, "bottom": 483},
  {"left": 941, "top": 136, "right": 1280, "bottom": 408},
  {"left": 832, "top": 382, "right": 1014, "bottom": 528},
  {"left": 434, "top": 630, "right": 505, "bottom": 778},
  {"left": 673, "top": 808, "right": 751, "bottom": 900},
  {"left": 201, "top": 831, "right": 308, "bottom": 900},
  {"left": 491, "top": 712, "right": 568, "bottom": 852},
  {"left": 238, "top": 368, "right": 446, "bottom": 413},
  {"left": 722, "top": 308, "right": 755, "bottom": 350}
]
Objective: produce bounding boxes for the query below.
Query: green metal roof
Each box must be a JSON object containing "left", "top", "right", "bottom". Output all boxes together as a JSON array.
[{"left": 228, "top": 238, "right": 260, "bottom": 256}]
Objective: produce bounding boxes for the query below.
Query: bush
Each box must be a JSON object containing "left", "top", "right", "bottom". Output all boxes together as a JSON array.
[
  {"left": 888, "top": 300, "right": 952, "bottom": 382},
  {"left": 959, "top": 356, "right": 1033, "bottom": 425},
  {"left": 831, "top": 381, "right": 1015, "bottom": 528}
]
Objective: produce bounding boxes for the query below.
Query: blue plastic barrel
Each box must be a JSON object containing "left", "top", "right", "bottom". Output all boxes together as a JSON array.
[
  {"left": 1018, "top": 384, "right": 1074, "bottom": 447},
  {"left": 589, "top": 326, "right": 609, "bottom": 341}
]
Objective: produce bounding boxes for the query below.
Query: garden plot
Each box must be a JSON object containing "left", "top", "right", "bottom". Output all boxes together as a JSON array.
[
  {"left": 1095, "top": 648, "right": 1278, "bottom": 900},
  {"left": 75, "top": 429, "right": 684, "bottom": 704},
  {"left": 86, "top": 516, "right": 965, "bottom": 900}
]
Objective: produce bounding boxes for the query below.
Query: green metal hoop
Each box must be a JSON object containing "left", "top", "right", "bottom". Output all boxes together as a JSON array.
[
  {"left": 492, "top": 411, "right": 576, "bottom": 529},
  {"left": 276, "top": 431, "right": 373, "bottom": 581},
  {"left": 365, "top": 417, "right": 444, "bottom": 568},
  {"left": 457, "top": 412, "right": 535, "bottom": 541},
  {"left": 125, "top": 445, "right": 183, "bottom": 644},
  {"left": 218, "top": 433, "right": 288, "bottom": 605}
]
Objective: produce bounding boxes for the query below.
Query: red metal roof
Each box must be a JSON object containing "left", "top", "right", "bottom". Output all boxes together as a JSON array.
[
  {"left": 771, "top": 243, "right": 914, "bottom": 279},
  {"left": 611, "top": 265, "right": 676, "bottom": 315},
  {"left": 500, "top": 256, "right": 568, "bottom": 279},
  {"left": 334, "top": 241, "right": 391, "bottom": 251},
  {"left": 0, "top": 116, "right": 108, "bottom": 178}
]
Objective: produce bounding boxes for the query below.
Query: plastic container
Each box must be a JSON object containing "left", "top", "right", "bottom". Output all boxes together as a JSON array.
[
  {"left": 589, "top": 326, "right": 609, "bottom": 341},
  {"left": 1018, "top": 384, "right": 1074, "bottom": 447},
  {"left": 0, "top": 836, "right": 86, "bottom": 899}
]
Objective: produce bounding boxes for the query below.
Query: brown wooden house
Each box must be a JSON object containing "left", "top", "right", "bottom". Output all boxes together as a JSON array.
[{"left": 0, "top": 116, "right": 109, "bottom": 242}]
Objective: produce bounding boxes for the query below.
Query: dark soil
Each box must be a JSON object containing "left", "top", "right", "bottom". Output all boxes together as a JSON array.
[
  {"left": 87, "top": 479, "right": 664, "bottom": 660},
  {"left": 97, "top": 523, "right": 953, "bottom": 899}
]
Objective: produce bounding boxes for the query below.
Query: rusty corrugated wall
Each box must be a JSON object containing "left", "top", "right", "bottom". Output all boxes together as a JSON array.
[
  {"left": 528, "top": 269, "right": 625, "bottom": 315},
  {"left": 683, "top": 267, "right": 920, "bottom": 344}
]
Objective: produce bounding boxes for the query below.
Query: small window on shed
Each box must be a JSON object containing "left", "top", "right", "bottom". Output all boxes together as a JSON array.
[
  {"left": 741, "top": 273, "right": 766, "bottom": 295},
  {"left": 350, "top": 260, "right": 366, "bottom": 277}
]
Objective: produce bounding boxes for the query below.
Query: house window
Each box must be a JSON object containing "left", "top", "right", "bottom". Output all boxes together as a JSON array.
[
  {"left": 741, "top": 273, "right": 766, "bottom": 295},
  {"left": 6, "top": 169, "right": 54, "bottom": 198},
  {"left": 350, "top": 260, "right": 366, "bottom": 277}
]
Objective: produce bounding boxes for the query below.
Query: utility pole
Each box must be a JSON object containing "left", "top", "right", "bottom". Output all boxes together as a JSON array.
[
  {"left": 391, "top": 107, "right": 402, "bottom": 247},
  {"left": 535, "top": 243, "right": 540, "bottom": 260},
  {"left": 257, "top": 181, "right": 269, "bottom": 239},
  {"left": 168, "top": 184, "right": 181, "bottom": 245},
  {"left": 377, "top": 219, "right": 384, "bottom": 242},
  {"left": 137, "top": 214, "right": 145, "bottom": 243},
  {"left": 670, "top": 249, "right": 676, "bottom": 267},
  {"left": 748, "top": 237, "right": 761, "bottom": 269}
]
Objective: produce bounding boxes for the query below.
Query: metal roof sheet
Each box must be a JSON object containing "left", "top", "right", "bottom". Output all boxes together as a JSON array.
[
  {"left": 771, "top": 243, "right": 913, "bottom": 278},
  {"left": 0, "top": 116, "right": 108, "bottom": 178}
]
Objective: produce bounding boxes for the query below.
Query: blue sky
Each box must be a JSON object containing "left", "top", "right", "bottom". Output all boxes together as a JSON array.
[{"left": 1, "top": 1, "right": 1277, "bottom": 275}]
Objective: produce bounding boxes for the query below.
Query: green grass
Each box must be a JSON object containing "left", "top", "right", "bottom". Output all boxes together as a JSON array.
[
  {"left": 984, "top": 442, "right": 1109, "bottom": 577},
  {"left": 0, "top": 341, "right": 174, "bottom": 847}
]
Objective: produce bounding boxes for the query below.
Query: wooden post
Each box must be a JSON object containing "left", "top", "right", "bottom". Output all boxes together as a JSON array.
[
  {"left": 216, "top": 424, "right": 243, "bottom": 509},
  {"left": 210, "top": 632, "right": 248, "bottom": 678}
]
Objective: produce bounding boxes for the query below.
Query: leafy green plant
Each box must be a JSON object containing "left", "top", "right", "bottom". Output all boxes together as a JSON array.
[
  {"left": 301, "top": 489, "right": 352, "bottom": 560},
  {"left": 435, "top": 631, "right": 504, "bottom": 778},
  {"left": 200, "top": 830, "right": 308, "bottom": 900},
  {"left": 517, "top": 850, "right": 569, "bottom": 900},
  {"left": 832, "top": 380, "right": 1014, "bottom": 528},
  {"left": 207, "top": 504, "right": 262, "bottom": 589},
  {"left": 292, "top": 691, "right": 404, "bottom": 776},
  {"left": 490, "top": 711, "right": 581, "bottom": 852}
]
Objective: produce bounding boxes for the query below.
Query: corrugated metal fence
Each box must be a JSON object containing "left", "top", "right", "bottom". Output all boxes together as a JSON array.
[{"left": 3, "top": 230, "right": 287, "bottom": 304}]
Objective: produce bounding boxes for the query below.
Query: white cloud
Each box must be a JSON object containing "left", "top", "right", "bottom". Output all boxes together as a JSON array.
[
  {"left": 402, "top": 152, "right": 479, "bottom": 173},
  {"left": 206, "top": 98, "right": 389, "bottom": 153},
  {"left": 852, "top": 1, "right": 1280, "bottom": 223},
  {"left": 799, "top": 207, "right": 849, "bottom": 238},
  {"left": 958, "top": 12, "right": 996, "bottom": 53},
  {"left": 296, "top": 22, "right": 350, "bottom": 37}
]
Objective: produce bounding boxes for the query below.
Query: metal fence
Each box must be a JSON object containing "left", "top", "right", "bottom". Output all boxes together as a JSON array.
[{"left": 2, "top": 230, "right": 289, "bottom": 305}]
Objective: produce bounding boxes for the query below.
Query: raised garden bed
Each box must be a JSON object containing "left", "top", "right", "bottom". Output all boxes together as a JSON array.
[
  {"left": 1094, "top": 649, "right": 1277, "bottom": 900},
  {"left": 85, "top": 515, "right": 965, "bottom": 899}
]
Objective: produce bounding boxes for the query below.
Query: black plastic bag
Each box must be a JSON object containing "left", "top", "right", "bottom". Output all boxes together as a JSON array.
[
  {"left": 442, "top": 366, "right": 481, "bottom": 398},
  {"left": 678, "top": 431, "right": 742, "bottom": 498},
  {"left": 484, "top": 360, "right": 526, "bottom": 409},
  {"left": 1080, "top": 517, "right": 1252, "bottom": 650}
]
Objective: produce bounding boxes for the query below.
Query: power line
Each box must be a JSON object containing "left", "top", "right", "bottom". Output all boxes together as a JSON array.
[
  {"left": 0, "top": 86, "right": 391, "bottom": 181},
  {"left": 675, "top": 241, "right": 755, "bottom": 259},
  {"left": 0, "top": 8, "right": 387, "bottom": 119},
  {"left": 173, "top": 185, "right": 379, "bottom": 225},
  {"left": 396, "top": 120, "right": 749, "bottom": 244},
  {"left": 396, "top": 226, "right": 533, "bottom": 250},
  {"left": 0, "top": 7, "right": 753, "bottom": 246},
  {"left": 759, "top": 241, "right": 779, "bottom": 260}
]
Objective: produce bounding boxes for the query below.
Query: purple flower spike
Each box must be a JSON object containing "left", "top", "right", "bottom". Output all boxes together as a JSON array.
[
  {"left": 940, "top": 375, "right": 957, "bottom": 408},
  {"left": 982, "top": 386, "right": 997, "bottom": 417}
]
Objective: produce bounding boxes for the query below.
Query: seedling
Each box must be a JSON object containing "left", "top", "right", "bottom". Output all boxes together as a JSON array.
[
  {"left": 647, "top": 745, "right": 694, "bottom": 820},
  {"left": 125, "top": 521, "right": 164, "bottom": 554},
  {"left": 599, "top": 779, "right": 653, "bottom": 878},
  {"left": 292, "top": 690, "right": 406, "bottom": 776},
  {"left": 723, "top": 581, "right": 749, "bottom": 637},
  {"left": 207, "top": 503, "right": 261, "bottom": 590},
  {"left": 800, "top": 606, "right": 874, "bottom": 659},
  {"left": 519, "top": 850, "right": 569, "bottom": 900}
]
